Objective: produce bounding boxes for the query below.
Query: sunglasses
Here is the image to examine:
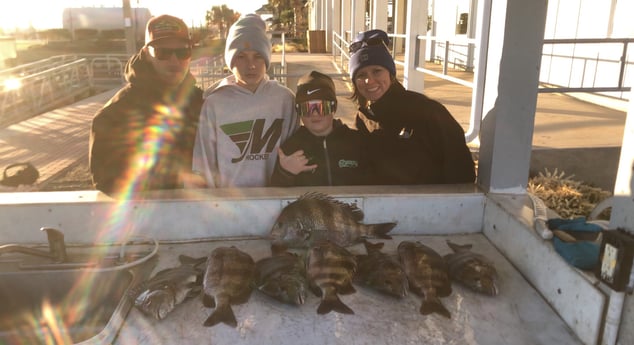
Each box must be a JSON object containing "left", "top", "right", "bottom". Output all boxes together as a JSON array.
[
  {"left": 349, "top": 36, "right": 390, "bottom": 54},
  {"left": 148, "top": 46, "right": 192, "bottom": 60},
  {"left": 296, "top": 100, "right": 337, "bottom": 117}
]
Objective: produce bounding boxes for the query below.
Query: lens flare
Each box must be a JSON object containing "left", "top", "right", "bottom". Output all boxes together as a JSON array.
[{"left": 3, "top": 78, "right": 22, "bottom": 90}]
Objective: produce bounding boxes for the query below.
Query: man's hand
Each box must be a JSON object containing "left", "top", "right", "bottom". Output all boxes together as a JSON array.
[{"left": 278, "top": 148, "right": 318, "bottom": 175}]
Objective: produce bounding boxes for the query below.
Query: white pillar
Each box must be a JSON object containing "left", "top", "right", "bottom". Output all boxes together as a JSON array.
[
  {"left": 325, "top": 0, "right": 333, "bottom": 52},
  {"left": 350, "top": 0, "right": 366, "bottom": 38},
  {"left": 609, "top": 79, "right": 634, "bottom": 230},
  {"left": 393, "top": 0, "right": 406, "bottom": 54},
  {"left": 342, "top": 0, "right": 351, "bottom": 41},
  {"left": 372, "top": 0, "right": 389, "bottom": 30},
  {"left": 477, "top": 0, "right": 548, "bottom": 193},
  {"left": 403, "top": 0, "right": 426, "bottom": 92}
]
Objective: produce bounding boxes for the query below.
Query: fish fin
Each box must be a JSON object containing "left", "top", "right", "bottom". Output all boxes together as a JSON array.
[
  {"left": 202, "top": 293, "right": 216, "bottom": 308},
  {"left": 371, "top": 222, "right": 397, "bottom": 239},
  {"left": 270, "top": 242, "right": 288, "bottom": 256},
  {"left": 178, "top": 254, "right": 207, "bottom": 266},
  {"left": 232, "top": 288, "right": 254, "bottom": 305},
  {"left": 203, "top": 303, "right": 237, "bottom": 328},
  {"left": 338, "top": 282, "right": 356, "bottom": 295},
  {"left": 363, "top": 240, "right": 385, "bottom": 253},
  {"left": 446, "top": 240, "right": 472, "bottom": 252},
  {"left": 309, "top": 283, "right": 323, "bottom": 297},
  {"left": 303, "top": 192, "right": 366, "bottom": 221},
  {"left": 186, "top": 286, "right": 203, "bottom": 298},
  {"left": 317, "top": 293, "right": 354, "bottom": 315},
  {"left": 437, "top": 285, "right": 452, "bottom": 298},
  {"left": 420, "top": 297, "right": 451, "bottom": 319}
]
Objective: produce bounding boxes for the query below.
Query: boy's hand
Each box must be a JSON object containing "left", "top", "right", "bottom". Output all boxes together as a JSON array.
[{"left": 278, "top": 148, "right": 318, "bottom": 175}]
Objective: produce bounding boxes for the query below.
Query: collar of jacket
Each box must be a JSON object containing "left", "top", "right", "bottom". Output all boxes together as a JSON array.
[{"left": 359, "top": 81, "right": 406, "bottom": 121}]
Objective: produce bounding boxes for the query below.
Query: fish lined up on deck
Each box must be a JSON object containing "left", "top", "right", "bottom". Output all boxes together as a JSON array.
[
  {"left": 202, "top": 246, "right": 256, "bottom": 328},
  {"left": 354, "top": 240, "right": 408, "bottom": 298},
  {"left": 306, "top": 241, "right": 357, "bottom": 315},
  {"left": 270, "top": 192, "right": 397, "bottom": 249},
  {"left": 444, "top": 240, "right": 499, "bottom": 296},
  {"left": 255, "top": 250, "right": 308, "bottom": 306},
  {"left": 130, "top": 254, "right": 207, "bottom": 320},
  {"left": 398, "top": 241, "right": 452, "bottom": 318}
]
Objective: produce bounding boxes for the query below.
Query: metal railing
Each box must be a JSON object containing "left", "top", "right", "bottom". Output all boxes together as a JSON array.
[
  {"left": 332, "top": 31, "right": 633, "bottom": 144},
  {"left": 0, "top": 58, "right": 92, "bottom": 127},
  {"left": 540, "top": 38, "right": 632, "bottom": 95}
]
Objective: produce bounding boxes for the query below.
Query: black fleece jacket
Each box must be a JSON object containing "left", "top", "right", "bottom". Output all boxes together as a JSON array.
[
  {"left": 270, "top": 119, "right": 371, "bottom": 186},
  {"left": 89, "top": 51, "right": 203, "bottom": 196},
  {"left": 355, "top": 82, "right": 476, "bottom": 185}
]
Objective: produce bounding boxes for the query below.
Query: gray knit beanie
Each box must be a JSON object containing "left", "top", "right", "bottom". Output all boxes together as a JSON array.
[{"left": 225, "top": 14, "right": 271, "bottom": 70}]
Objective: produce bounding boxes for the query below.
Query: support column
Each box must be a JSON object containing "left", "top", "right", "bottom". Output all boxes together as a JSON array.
[
  {"left": 350, "top": 0, "right": 366, "bottom": 38},
  {"left": 341, "top": 0, "right": 351, "bottom": 41},
  {"left": 393, "top": 0, "right": 406, "bottom": 54},
  {"left": 610, "top": 82, "right": 634, "bottom": 230},
  {"left": 477, "top": 0, "right": 548, "bottom": 193},
  {"left": 372, "top": 0, "right": 389, "bottom": 30},
  {"left": 325, "top": 0, "right": 333, "bottom": 52},
  {"left": 123, "top": 0, "right": 136, "bottom": 56},
  {"left": 403, "top": 0, "right": 426, "bottom": 92}
]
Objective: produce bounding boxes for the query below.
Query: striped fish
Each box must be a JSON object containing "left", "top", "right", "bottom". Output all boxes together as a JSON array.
[
  {"left": 444, "top": 240, "right": 499, "bottom": 296},
  {"left": 202, "top": 246, "right": 255, "bottom": 328},
  {"left": 354, "top": 240, "right": 408, "bottom": 298},
  {"left": 306, "top": 241, "right": 357, "bottom": 315},
  {"left": 398, "top": 241, "right": 452, "bottom": 318},
  {"left": 270, "top": 192, "right": 397, "bottom": 249},
  {"left": 130, "top": 254, "right": 207, "bottom": 320},
  {"left": 255, "top": 251, "right": 308, "bottom": 305}
]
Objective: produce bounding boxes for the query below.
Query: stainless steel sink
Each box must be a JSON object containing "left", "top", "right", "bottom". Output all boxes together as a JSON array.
[{"left": 0, "top": 238, "right": 158, "bottom": 344}]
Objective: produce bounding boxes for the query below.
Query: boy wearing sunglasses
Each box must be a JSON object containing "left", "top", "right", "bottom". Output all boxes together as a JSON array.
[
  {"left": 89, "top": 14, "right": 203, "bottom": 196},
  {"left": 191, "top": 14, "right": 298, "bottom": 188},
  {"left": 270, "top": 71, "right": 369, "bottom": 186}
]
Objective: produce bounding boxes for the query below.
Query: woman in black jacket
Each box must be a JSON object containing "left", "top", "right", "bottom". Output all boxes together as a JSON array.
[
  {"left": 348, "top": 29, "right": 476, "bottom": 185},
  {"left": 270, "top": 71, "right": 370, "bottom": 186}
]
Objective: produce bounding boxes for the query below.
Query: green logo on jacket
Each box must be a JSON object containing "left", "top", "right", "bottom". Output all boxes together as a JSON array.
[
  {"left": 338, "top": 159, "right": 358, "bottom": 168},
  {"left": 220, "top": 119, "right": 283, "bottom": 163}
]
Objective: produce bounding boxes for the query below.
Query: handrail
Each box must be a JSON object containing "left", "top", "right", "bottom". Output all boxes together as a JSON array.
[{"left": 333, "top": 30, "right": 632, "bottom": 146}]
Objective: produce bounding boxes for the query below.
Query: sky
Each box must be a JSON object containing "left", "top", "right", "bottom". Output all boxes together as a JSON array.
[{"left": 0, "top": 0, "right": 267, "bottom": 31}]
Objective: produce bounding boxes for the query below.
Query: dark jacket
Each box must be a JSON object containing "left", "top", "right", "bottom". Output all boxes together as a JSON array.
[
  {"left": 355, "top": 82, "right": 476, "bottom": 185},
  {"left": 89, "top": 51, "right": 203, "bottom": 196},
  {"left": 270, "top": 119, "right": 370, "bottom": 186}
]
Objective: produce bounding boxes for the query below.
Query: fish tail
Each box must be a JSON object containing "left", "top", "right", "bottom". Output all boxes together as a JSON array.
[
  {"left": 370, "top": 222, "right": 397, "bottom": 239},
  {"left": 317, "top": 292, "right": 354, "bottom": 315},
  {"left": 420, "top": 296, "right": 451, "bottom": 319},
  {"left": 204, "top": 302, "right": 237, "bottom": 328},
  {"left": 446, "top": 240, "right": 472, "bottom": 252}
]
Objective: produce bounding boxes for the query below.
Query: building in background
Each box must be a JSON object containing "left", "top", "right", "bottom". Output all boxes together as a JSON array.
[{"left": 62, "top": 7, "right": 152, "bottom": 42}]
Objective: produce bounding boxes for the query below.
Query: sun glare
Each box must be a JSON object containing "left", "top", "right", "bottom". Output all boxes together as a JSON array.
[
  {"left": 3, "top": 78, "right": 22, "bottom": 90},
  {"left": 1, "top": 1, "right": 266, "bottom": 31}
]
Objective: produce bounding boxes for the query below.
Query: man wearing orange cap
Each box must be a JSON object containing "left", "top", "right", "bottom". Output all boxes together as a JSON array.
[{"left": 89, "top": 14, "right": 203, "bottom": 197}]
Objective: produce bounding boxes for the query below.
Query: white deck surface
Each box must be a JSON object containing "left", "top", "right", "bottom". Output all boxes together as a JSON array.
[{"left": 115, "top": 234, "right": 582, "bottom": 345}]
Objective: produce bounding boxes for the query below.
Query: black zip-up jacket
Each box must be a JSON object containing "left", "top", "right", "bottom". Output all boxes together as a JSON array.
[
  {"left": 270, "top": 119, "right": 370, "bottom": 186},
  {"left": 355, "top": 81, "right": 476, "bottom": 185},
  {"left": 89, "top": 51, "right": 203, "bottom": 196}
]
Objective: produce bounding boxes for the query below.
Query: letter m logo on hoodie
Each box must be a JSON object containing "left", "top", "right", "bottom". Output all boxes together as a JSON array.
[{"left": 220, "top": 119, "right": 283, "bottom": 163}]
